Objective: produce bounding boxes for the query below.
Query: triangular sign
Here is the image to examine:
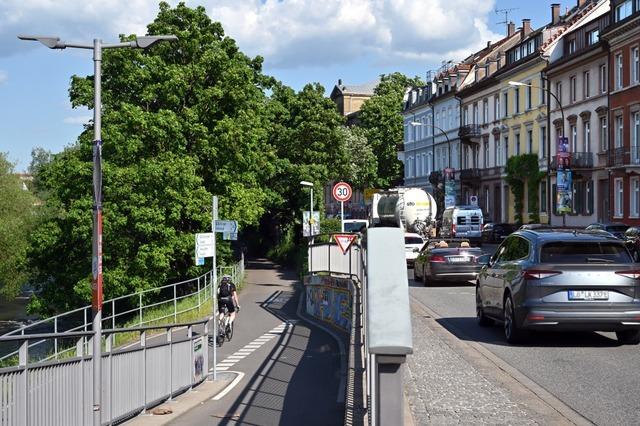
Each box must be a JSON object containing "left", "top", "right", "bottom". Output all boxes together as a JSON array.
[{"left": 334, "top": 234, "right": 357, "bottom": 254}]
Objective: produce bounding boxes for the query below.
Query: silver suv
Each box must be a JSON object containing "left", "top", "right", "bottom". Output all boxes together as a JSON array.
[{"left": 476, "top": 229, "right": 640, "bottom": 344}]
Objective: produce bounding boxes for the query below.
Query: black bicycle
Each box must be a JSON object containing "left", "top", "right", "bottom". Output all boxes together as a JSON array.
[{"left": 216, "top": 303, "right": 235, "bottom": 347}]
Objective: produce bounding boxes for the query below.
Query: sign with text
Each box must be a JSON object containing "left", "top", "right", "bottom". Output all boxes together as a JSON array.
[
  {"left": 195, "top": 232, "right": 215, "bottom": 259},
  {"left": 214, "top": 220, "right": 238, "bottom": 233},
  {"left": 332, "top": 182, "right": 352, "bottom": 202}
]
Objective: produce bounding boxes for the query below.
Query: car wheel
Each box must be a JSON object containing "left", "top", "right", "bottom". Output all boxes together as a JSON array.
[
  {"left": 476, "top": 286, "right": 493, "bottom": 327},
  {"left": 503, "top": 295, "right": 526, "bottom": 344},
  {"left": 616, "top": 330, "right": 640, "bottom": 345},
  {"left": 423, "top": 266, "right": 431, "bottom": 287}
]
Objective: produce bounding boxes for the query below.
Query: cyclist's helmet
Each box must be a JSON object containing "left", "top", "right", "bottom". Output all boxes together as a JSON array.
[{"left": 221, "top": 275, "right": 232, "bottom": 284}]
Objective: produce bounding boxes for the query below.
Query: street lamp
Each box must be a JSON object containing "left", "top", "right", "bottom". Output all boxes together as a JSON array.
[
  {"left": 508, "top": 80, "right": 566, "bottom": 226},
  {"left": 300, "top": 181, "right": 314, "bottom": 237},
  {"left": 19, "top": 33, "right": 177, "bottom": 425}
]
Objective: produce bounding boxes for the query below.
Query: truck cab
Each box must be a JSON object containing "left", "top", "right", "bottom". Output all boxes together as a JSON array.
[{"left": 439, "top": 206, "right": 483, "bottom": 244}]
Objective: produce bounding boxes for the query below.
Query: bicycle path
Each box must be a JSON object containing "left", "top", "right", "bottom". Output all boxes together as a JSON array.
[{"left": 169, "top": 259, "right": 346, "bottom": 426}]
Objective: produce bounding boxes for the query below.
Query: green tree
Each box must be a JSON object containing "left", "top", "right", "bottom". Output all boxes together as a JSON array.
[
  {"left": 358, "top": 73, "right": 423, "bottom": 188},
  {"left": 339, "top": 126, "right": 376, "bottom": 188},
  {"left": 0, "top": 153, "right": 36, "bottom": 297}
]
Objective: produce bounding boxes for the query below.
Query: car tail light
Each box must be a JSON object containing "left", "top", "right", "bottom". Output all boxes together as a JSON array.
[
  {"left": 615, "top": 270, "right": 640, "bottom": 279},
  {"left": 523, "top": 270, "right": 562, "bottom": 280},
  {"left": 431, "top": 255, "right": 446, "bottom": 263},
  {"left": 452, "top": 224, "right": 456, "bottom": 236}
]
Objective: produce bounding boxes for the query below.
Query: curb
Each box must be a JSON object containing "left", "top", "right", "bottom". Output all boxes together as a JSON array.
[{"left": 410, "top": 296, "right": 593, "bottom": 426}]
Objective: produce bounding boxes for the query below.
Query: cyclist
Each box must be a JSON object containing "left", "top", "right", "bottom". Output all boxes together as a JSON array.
[{"left": 217, "top": 275, "right": 240, "bottom": 328}]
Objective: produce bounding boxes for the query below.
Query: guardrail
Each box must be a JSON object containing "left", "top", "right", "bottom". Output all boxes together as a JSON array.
[
  {"left": 307, "top": 230, "right": 413, "bottom": 426},
  {"left": 1, "top": 259, "right": 244, "bottom": 365},
  {"left": 0, "top": 318, "right": 211, "bottom": 426}
]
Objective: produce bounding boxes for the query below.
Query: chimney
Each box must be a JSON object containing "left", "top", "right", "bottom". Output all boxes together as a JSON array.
[
  {"left": 338, "top": 78, "right": 342, "bottom": 86},
  {"left": 551, "top": 3, "right": 561, "bottom": 25},
  {"left": 577, "top": 0, "right": 587, "bottom": 7},
  {"left": 487, "top": 41, "right": 491, "bottom": 48},
  {"left": 522, "top": 19, "right": 532, "bottom": 38},
  {"left": 507, "top": 21, "right": 516, "bottom": 37}
]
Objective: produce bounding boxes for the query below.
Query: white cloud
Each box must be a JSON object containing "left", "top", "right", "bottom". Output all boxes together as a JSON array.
[
  {"left": 0, "top": 70, "right": 7, "bottom": 85},
  {"left": 63, "top": 115, "right": 91, "bottom": 125},
  {"left": 206, "top": 0, "right": 503, "bottom": 69}
]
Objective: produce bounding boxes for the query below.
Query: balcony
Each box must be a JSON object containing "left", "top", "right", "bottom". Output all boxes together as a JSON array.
[
  {"left": 480, "top": 166, "right": 504, "bottom": 178},
  {"left": 459, "top": 168, "right": 481, "bottom": 181},
  {"left": 608, "top": 146, "right": 640, "bottom": 167},
  {"left": 550, "top": 152, "right": 595, "bottom": 169},
  {"left": 458, "top": 124, "right": 482, "bottom": 142}
]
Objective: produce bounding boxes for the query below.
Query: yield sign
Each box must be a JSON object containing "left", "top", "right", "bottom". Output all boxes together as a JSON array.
[{"left": 333, "top": 234, "right": 357, "bottom": 254}]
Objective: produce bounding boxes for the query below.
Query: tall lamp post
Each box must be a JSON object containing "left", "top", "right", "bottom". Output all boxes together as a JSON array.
[
  {"left": 300, "top": 181, "right": 314, "bottom": 237},
  {"left": 19, "top": 33, "right": 177, "bottom": 425},
  {"left": 508, "top": 80, "right": 565, "bottom": 225}
]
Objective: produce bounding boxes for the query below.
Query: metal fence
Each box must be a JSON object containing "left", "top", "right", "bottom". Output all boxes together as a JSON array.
[
  {"left": 0, "top": 319, "right": 210, "bottom": 426},
  {"left": 1, "top": 259, "right": 244, "bottom": 365}
]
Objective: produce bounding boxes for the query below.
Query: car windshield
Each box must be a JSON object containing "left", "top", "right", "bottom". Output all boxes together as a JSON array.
[
  {"left": 540, "top": 241, "right": 633, "bottom": 264},
  {"left": 405, "top": 237, "right": 424, "bottom": 245},
  {"left": 344, "top": 222, "right": 366, "bottom": 232}
]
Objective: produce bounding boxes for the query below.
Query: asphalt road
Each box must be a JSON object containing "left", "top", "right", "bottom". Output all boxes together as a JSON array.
[
  {"left": 168, "top": 259, "right": 345, "bottom": 426},
  {"left": 408, "top": 252, "right": 640, "bottom": 426}
]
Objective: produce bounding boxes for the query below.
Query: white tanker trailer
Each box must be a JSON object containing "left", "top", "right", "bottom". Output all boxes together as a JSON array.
[{"left": 370, "top": 188, "right": 438, "bottom": 235}]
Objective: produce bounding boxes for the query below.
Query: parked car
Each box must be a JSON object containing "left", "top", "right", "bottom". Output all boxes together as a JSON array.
[
  {"left": 404, "top": 233, "right": 426, "bottom": 268},
  {"left": 414, "top": 239, "right": 486, "bottom": 285},
  {"left": 439, "top": 206, "right": 483, "bottom": 244},
  {"left": 481, "top": 223, "right": 517, "bottom": 243},
  {"left": 585, "top": 222, "right": 629, "bottom": 239},
  {"left": 476, "top": 229, "right": 640, "bottom": 344},
  {"left": 624, "top": 226, "right": 640, "bottom": 261}
]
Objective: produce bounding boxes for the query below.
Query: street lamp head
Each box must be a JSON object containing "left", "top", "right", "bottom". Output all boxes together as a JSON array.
[
  {"left": 18, "top": 35, "right": 64, "bottom": 49},
  {"left": 300, "top": 181, "right": 313, "bottom": 187},
  {"left": 508, "top": 81, "right": 526, "bottom": 87},
  {"left": 134, "top": 35, "right": 178, "bottom": 49},
  {"left": 409, "top": 121, "right": 423, "bottom": 126}
]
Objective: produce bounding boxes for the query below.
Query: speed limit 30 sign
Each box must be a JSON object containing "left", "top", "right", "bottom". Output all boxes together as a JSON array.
[{"left": 332, "top": 182, "right": 352, "bottom": 202}]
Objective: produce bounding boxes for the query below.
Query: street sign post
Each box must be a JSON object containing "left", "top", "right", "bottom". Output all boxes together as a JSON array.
[
  {"left": 332, "top": 182, "right": 352, "bottom": 232},
  {"left": 214, "top": 220, "right": 238, "bottom": 234}
]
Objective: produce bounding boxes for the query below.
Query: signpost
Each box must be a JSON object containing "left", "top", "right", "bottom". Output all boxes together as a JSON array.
[
  {"left": 332, "top": 181, "right": 352, "bottom": 232},
  {"left": 195, "top": 232, "right": 215, "bottom": 265}
]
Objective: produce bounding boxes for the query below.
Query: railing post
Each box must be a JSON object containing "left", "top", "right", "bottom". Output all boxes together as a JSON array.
[
  {"left": 54, "top": 316, "right": 58, "bottom": 359},
  {"left": 141, "top": 330, "right": 147, "bottom": 413},
  {"left": 187, "top": 325, "right": 193, "bottom": 390},
  {"left": 106, "top": 333, "right": 113, "bottom": 423},
  {"left": 197, "top": 276, "right": 201, "bottom": 308},
  {"left": 77, "top": 336, "right": 85, "bottom": 425},
  {"left": 168, "top": 327, "right": 173, "bottom": 401},
  {"left": 139, "top": 293, "right": 143, "bottom": 326},
  {"left": 173, "top": 284, "right": 178, "bottom": 323},
  {"left": 19, "top": 340, "right": 28, "bottom": 426},
  {"left": 112, "top": 299, "right": 116, "bottom": 330},
  {"left": 204, "top": 321, "right": 212, "bottom": 381}
]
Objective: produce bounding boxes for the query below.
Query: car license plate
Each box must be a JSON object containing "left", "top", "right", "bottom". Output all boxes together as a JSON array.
[
  {"left": 448, "top": 256, "right": 469, "bottom": 263},
  {"left": 568, "top": 290, "right": 609, "bottom": 301}
]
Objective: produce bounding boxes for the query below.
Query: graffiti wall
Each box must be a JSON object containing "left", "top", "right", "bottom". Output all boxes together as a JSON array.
[{"left": 304, "top": 276, "right": 352, "bottom": 332}]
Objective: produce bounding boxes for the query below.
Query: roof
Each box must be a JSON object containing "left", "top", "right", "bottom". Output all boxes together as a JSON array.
[
  {"left": 516, "top": 229, "right": 623, "bottom": 242},
  {"left": 330, "top": 79, "right": 380, "bottom": 99}
]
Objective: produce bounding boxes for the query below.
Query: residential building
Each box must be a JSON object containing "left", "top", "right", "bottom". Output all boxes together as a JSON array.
[
  {"left": 330, "top": 79, "right": 379, "bottom": 126},
  {"left": 601, "top": 0, "right": 640, "bottom": 224},
  {"left": 546, "top": 0, "right": 610, "bottom": 226}
]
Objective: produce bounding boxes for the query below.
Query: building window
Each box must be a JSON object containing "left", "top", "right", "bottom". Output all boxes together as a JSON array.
[
  {"left": 632, "top": 177, "right": 640, "bottom": 217},
  {"left": 495, "top": 135, "right": 501, "bottom": 166},
  {"left": 540, "top": 126, "right": 547, "bottom": 158},
  {"left": 616, "top": 115, "right": 624, "bottom": 148},
  {"left": 515, "top": 133, "right": 520, "bottom": 156},
  {"left": 600, "top": 64, "right": 607, "bottom": 94},
  {"left": 600, "top": 116, "right": 608, "bottom": 151},
  {"left": 568, "top": 39, "right": 576, "bottom": 54},
  {"left": 494, "top": 95, "right": 500, "bottom": 120},
  {"left": 584, "top": 71, "right": 590, "bottom": 99},
  {"left": 463, "top": 108, "right": 469, "bottom": 125},
  {"left": 527, "top": 130, "right": 533, "bottom": 154},
  {"left": 615, "top": 178, "right": 624, "bottom": 217},
  {"left": 615, "top": 0, "right": 633, "bottom": 22},
  {"left": 584, "top": 121, "right": 591, "bottom": 152},
  {"left": 633, "top": 47, "right": 640, "bottom": 84},
  {"left": 571, "top": 125, "right": 578, "bottom": 152},
  {"left": 483, "top": 138, "right": 490, "bottom": 168},
  {"left": 540, "top": 181, "right": 547, "bottom": 213},
  {"left": 503, "top": 92, "right": 509, "bottom": 118},
  {"left": 574, "top": 180, "right": 585, "bottom": 215},
  {"left": 633, "top": 111, "right": 640, "bottom": 163},
  {"left": 570, "top": 76, "right": 577, "bottom": 103},
  {"left": 540, "top": 78, "right": 546, "bottom": 105},
  {"left": 587, "top": 179, "right": 594, "bottom": 215},
  {"left": 514, "top": 88, "right": 520, "bottom": 114},
  {"left": 483, "top": 98, "right": 489, "bottom": 124},
  {"left": 555, "top": 81, "right": 563, "bottom": 107},
  {"left": 616, "top": 53, "right": 624, "bottom": 89},
  {"left": 526, "top": 84, "right": 532, "bottom": 110},
  {"left": 504, "top": 136, "right": 509, "bottom": 164},
  {"left": 485, "top": 187, "right": 490, "bottom": 213},
  {"left": 587, "top": 29, "right": 600, "bottom": 46},
  {"left": 473, "top": 103, "right": 479, "bottom": 124}
]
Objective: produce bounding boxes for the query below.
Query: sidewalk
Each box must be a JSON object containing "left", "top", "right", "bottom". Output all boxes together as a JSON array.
[{"left": 404, "top": 301, "right": 589, "bottom": 425}]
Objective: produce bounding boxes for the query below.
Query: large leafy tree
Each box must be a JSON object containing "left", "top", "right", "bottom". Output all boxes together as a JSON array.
[
  {"left": 0, "top": 154, "right": 36, "bottom": 298},
  {"left": 28, "top": 2, "right": 277, "bottom": 313},
  {"left": 358, "top": 73, "right": 422, "bottom": 188}
]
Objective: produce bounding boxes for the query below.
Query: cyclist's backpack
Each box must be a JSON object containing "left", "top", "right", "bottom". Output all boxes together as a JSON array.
[{"left": 219, "top": 281, "right": 232, "bottom": 297}]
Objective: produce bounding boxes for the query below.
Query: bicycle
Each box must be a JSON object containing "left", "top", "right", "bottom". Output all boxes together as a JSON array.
[{"left": 216, "top": 302, "right": 236, "bottom": 347}]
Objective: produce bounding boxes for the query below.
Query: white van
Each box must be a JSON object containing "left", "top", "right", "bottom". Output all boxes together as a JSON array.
[
  {"left": 342, "top": 219, "right": 369, "bottom": 233},
  {"left": 440, "top": 206, "right": 483, "bottom": 243}
]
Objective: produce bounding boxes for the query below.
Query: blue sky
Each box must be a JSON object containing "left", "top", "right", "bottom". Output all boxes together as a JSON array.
[{"left": 0, "top": 0, "right": 580, "bottom": 172}]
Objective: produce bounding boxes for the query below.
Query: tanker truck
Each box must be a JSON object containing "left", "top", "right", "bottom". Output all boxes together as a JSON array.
[{"left": 370, "top": 187, "right": 438, "bottom": 235}]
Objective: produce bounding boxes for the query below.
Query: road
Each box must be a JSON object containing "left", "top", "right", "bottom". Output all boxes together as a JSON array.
[
  {"left": 407, "top": 244, "right": 640, "bottom": 426},
  {"left": 169, "top": 259, "right": 345, "bottom": 426}
]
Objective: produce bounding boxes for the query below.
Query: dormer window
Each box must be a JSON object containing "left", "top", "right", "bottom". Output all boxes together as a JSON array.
[
  {"left": 568, "top": 39, "right": 576, "bottom": 54},
  {"left": 515, "top": 48, "right": 521, "bottom": 61},
  {"left": 586, "top": 29, "right": 599, "bottom": 45}
]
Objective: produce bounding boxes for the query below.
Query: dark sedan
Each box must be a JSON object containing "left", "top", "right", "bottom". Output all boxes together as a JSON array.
[
  {"left": 481, "top": 223, "right": 517, "bottom": 243},
  {"left": 585, "top": 222, "right": 629, "bottom": 239},
  {"left": 476, "top": 229, "right": 640, "bottom": 344},
  {"left": 414, "top": 240, "right": 486, "bottom": 285}
]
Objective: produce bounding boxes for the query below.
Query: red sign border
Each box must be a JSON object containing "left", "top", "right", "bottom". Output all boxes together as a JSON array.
[
  {"left": 332, "top": 181, "right": 352, "bottom": 202},
  {"left": 333, "top": 233, "right": 357, "bottom": 254}
]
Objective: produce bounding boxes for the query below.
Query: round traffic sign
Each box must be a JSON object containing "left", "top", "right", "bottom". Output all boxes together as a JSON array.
[{"left": 332, "top": 182, "right": 352, "bottom": 202}]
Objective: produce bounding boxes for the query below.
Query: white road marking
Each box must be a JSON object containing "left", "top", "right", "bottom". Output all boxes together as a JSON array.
[
  {"left": 216, "top": 366, "right": 229, "bottom": 371},
  {"left": 212, "top": 371, "right": 245, "bottom": 400}
]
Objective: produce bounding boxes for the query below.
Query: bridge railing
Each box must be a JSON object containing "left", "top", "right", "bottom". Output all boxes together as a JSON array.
[
  {"left": 1, "top": 259, "right": 244, "bottom": 365},
  {"left": 0, "top": 318, "right": 210, "bottom": 426}
]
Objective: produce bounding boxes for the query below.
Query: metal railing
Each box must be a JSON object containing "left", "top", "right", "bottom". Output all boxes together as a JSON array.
[
  {"left": 1, "top": 259, "right": 244, "bottom": 364},
  {"left": 0, "top": 318, "right": 211, "bottom": 426}
]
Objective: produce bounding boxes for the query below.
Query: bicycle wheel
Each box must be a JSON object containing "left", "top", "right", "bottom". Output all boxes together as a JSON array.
[
  {"left": 216, "top": 320, "right": 226, "bottom": 347},
  {"left": 226, "top": 320, "right": 234, "bottom": 341}
]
